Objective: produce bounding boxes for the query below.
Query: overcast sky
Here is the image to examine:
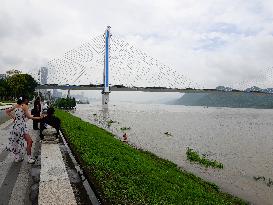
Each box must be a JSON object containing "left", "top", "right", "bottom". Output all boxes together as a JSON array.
[{"left": 1, "top": 0, "right": 273, "bottom": 88}]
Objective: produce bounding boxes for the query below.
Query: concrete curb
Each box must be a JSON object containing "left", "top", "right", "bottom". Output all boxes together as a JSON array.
[{"left": 38, "top": 143, "right": 77, "bottom": 205}]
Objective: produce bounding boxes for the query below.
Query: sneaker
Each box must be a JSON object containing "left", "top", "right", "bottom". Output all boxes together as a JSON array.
[
  {"left": 27, "top": 158, "right": 35, "bottom": 164},
  {"left": 14, "top": 157, "right": 24, "bottom": 162},
  {"left": 14, "top": 154, "right": 24, "bottom": 162}
]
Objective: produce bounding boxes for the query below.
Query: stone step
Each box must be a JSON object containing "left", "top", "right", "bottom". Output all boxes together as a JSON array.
[{"left": 38, "top": 143, "right": 77, "bottom": 205}]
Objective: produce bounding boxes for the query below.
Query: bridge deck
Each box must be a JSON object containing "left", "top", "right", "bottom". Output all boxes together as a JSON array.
[{"left": 36, "top": 85, "right": 273, "bottom": 95}]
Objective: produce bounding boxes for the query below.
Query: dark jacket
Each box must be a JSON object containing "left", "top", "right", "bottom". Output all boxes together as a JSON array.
[
  {"left": 40, "top": 115, "right": 61, "bottom": 139},
  {"left": 32, "top": 100, "right": 41, "bottom": 116}
]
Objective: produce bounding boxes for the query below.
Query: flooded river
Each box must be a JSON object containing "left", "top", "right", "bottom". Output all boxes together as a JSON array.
[
  {"left": 0, "top": 106, "right": 11, "bottom": 124},
  {"left": 73, "top": 102, "right": 273, "bottom": 204}
]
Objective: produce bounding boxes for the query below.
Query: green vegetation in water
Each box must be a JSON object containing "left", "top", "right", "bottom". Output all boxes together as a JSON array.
[
  {"left": 120, "top": 126, "right": 131, "bottom": 131},
  {"left": 164, "top": 131, "right": 173, "bottom": 136},
  {"left": 55, "top": 110, "right": 247, "bottom": 205},
  {"left": 253, "top": 176, "right": 273, "bottom": 187},
  {"left": 106, "top": 119, "right": 116, "bottom": 127},
  {"left": 186, "top": 147, "right": 224, "bottom": 169}
]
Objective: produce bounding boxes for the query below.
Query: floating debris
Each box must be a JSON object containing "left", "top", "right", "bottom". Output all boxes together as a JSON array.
[
  {"left": 106, "top": 119, "right": 116, "bottom": 127},
  {"left": 120, "top": 127, "right": 131, "bottom": 131},
  {"left": 164, "top": 132, "right": 172, "bottom": 137},
  {"left": 253, "top": 176, "right": 273, "bottom": 187}
]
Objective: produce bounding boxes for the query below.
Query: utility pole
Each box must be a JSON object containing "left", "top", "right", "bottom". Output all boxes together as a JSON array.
[{"left": 102, "top": 26, "right": 111, "bottom": 108}]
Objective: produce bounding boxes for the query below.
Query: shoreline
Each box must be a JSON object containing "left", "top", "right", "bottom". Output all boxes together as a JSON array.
[
  {"left": 71, "top": 103, "right": 273, "bottom": 204},
  {"left": 56, "top": 109, "right": 247, "bottom": 204}
]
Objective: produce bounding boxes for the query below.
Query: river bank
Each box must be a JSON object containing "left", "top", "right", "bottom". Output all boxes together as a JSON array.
[
  {"left": 71, "top": 103, "right": 273, "bottom": 204},
  {"left": 56, "top": 109, "right": 247, "bottom": 204}
]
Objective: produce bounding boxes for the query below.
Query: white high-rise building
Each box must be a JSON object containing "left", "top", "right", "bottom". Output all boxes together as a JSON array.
[
  {"left": 39, "top": 67, "right": 48, "bottom": 99},
  {"left": 40, "top": 67, "right": 48, "bottom": 85}
]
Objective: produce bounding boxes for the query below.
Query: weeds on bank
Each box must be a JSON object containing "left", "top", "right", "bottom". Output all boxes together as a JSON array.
[
  {"left": 106, "top": 119, "right": 116, "bottom": 127},
  {"left": 186, "top": 147, "right": 224, "bottom": 169}
]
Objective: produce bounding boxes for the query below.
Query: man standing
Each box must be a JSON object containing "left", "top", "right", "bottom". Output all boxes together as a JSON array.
[{"left": 32, "top": 97, "right": 41, "bottom": 130}]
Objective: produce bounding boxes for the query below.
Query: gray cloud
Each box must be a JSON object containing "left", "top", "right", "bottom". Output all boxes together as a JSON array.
[
  {"left": 0, "top": 52, "right": 22, "bottom": 65},
  {"left": 0, "top": 0, "right": 273, "bottom": 89}
]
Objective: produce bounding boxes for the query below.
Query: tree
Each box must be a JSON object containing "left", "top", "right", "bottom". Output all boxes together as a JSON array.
[
  {"left": 6, "top": 74, "right": 38, "bottom": 98},
  {"left": 54, "top": 97, "right": 76, "bottom": 109},
  {"left": 0, "top": 79, "right": 6, "bottom": 99},
  {"left": 6, "top": 69, "right": 22, "bottom": 77},
  {"left": 0, "top": 78, "right": 13, "bottom": 100}
]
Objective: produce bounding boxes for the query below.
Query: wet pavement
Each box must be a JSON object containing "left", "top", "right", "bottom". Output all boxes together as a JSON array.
[
  {"left": 0, "top": 118, "right": 97, "bottom": 205},
  {"left": 0, "top": 120, "right": 40, "bottom": 205}
]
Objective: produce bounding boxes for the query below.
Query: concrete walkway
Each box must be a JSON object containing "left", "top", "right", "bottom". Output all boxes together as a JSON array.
[
  {"left": 0, "top": 120, "right": 39, "bottom": 205},
  {"left": 39, "top": 143, "right": 77, "bottom": 205},
  {"left": 0, "top": 120, "right": 78, "bottom": 205}
]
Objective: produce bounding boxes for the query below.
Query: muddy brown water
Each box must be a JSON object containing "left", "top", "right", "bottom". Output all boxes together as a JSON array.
[
  {"left": 0, "top": 108, "right": 10, "bottom": 125},
  {"left": 73, "top": 103, "right": 273, "bottom": 205}
]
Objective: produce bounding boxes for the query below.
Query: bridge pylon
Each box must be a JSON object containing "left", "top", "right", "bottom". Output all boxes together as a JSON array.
[{"left": 102, "top": 26, "right": 111, "bottom": 108}]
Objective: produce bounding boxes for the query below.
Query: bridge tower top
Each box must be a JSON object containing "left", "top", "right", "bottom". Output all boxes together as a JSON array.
[{"left": 102, "top": 26, "right": 111, "bottom": 107}]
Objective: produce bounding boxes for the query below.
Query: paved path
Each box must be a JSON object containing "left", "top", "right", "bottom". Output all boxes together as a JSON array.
[
  {"left": 0, "top": 119, "right": 79, "bottom": 205},
  {"left": 39, "top": 143, "right": 77, "bottom": 205},
  {"left": 0, "top": 120, "right": 40, "bottom": 205}
]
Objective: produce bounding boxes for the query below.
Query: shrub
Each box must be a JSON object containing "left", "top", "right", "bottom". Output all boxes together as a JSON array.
[{"left": 54, "top": 97, "right": 76, "bottom": 109}]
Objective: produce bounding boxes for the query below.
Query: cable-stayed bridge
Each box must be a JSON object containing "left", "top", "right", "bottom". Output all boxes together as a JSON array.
[{"left": 31, "top": 26, "right": 273, "bottom": 105}]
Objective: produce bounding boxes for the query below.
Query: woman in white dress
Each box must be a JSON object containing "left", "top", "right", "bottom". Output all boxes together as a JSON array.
[{"left": 6, "top": 96, "right": 44, "bottom": 163}]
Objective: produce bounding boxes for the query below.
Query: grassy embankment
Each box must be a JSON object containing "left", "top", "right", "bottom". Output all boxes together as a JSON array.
[{"left": 56, "top": 110, "right": 247, "bottom": 205}]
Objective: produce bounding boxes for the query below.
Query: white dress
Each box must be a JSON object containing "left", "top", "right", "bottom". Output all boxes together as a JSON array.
[{"left": 6, "top": 108, "right": 27, "bottom": 155}]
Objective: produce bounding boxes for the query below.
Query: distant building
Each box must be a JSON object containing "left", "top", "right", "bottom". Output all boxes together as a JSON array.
[
  {"left": 53, "top": 89, "right": 62, "bottom": 98},
  {"left": 39, "top": 67, "right": 48, "bottom": 98},
  {"left": 40, "top": 67, "right": 48, "bottom": 85},
  {"left": 0, "top": 74, "right": 7, "bottom": 80}
]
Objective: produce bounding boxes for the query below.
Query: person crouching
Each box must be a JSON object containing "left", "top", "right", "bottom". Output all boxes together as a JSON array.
[{"left": 40, "top": 107, "right": 60, "bottom": 140}]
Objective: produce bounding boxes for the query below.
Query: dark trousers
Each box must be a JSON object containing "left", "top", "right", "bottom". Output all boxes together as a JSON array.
[{"left": 33, "top": 114, "right": 40, "bottom": 130}]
